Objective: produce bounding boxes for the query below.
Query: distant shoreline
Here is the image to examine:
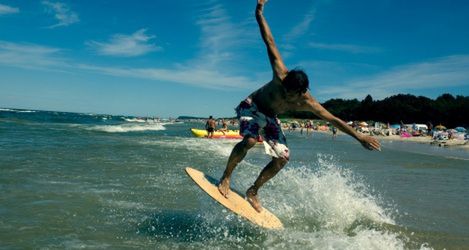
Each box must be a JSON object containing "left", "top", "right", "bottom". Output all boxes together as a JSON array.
[
  {"left": 289, "top": 128, "right": 469, "bottom": 150},
  {"left": 377, "top": 134, "right": 469, "bottom": 149}
]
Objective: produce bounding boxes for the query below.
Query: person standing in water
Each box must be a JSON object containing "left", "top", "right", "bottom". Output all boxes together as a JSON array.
[
  {"left": 218, "top": 0, "right": 381, "bottom": 212},
  {"left": 205, "top": 116, "right": 216, "bottom": 138}
]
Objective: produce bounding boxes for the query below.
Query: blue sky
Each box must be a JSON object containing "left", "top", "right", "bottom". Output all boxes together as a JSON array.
[{"left": 1, "top": 0, "right": 468, "bottom": 117}]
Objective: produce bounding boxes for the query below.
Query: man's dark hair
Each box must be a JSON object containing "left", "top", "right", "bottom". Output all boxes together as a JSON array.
[{"left": 282, "top": 68, "right": 309, "bottom": 94}]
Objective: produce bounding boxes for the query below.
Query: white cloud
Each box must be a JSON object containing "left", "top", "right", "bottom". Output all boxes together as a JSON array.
[
  {"left": 0, "top": 40, "right": 250, "bottom": 90},
  {"left": 284, "top": 8, "right": 315, "bottom": 42},
  {"left": 86, "top": 29, "right": 161, "bottom": 57},
  {"left": 280, "top": 6, "right": 315, "bottom": 58},
  {"left": 0, "top": 3, "right": 19, "bottom": 15},
  {"left": 317, "top": 55, "right": 469, "bottom": 99},
  {"left": 42, "top": 1, "right": 79, "bottom": 28},
  {"left": 77, "top": 64, "right": 250, "bottom": 90},
  {"left": 0, "top": 40, "right": 66, "bottom": 69},
  {"left": 309, "top": 42, "right": 381, "bottom": 54},
  {"left": 0, "top": 1, "right": 258, "bottom": 91},
  {"left": 193, "top": 2, "right": 253, "bottom": 68}
]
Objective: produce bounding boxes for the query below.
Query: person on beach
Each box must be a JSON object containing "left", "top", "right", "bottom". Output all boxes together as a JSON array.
[
  {"left": 205, "top": 116, "right": 216, "bottom": 138},
  {"left": 218, "top": 0, "right": 381, "bottom": 212}
]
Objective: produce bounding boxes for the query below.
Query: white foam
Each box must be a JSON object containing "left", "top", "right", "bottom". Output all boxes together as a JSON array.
[
  {"left": 265, "top": 155, "right": 394, "bottom": 230},
  {"left": 88, "top": 123, "right": 166, "bottom": 133},
  {"left": 198, "top": 153, "right": 416, "bottom": 249},
  {"left": 135, "top": 136, "right": 428, "bottom": 249},
  {"left": 263, "top": 229, "right": 407, "bottom": 250},
  {"left": 123, "top": 118, "right": 147, "bottom": 123},
  {"left": 140, "top": 137, "right": 238, "bottom": 157},
  {"left": 0, "top": 108, "right": 35, "bottom": 113}
]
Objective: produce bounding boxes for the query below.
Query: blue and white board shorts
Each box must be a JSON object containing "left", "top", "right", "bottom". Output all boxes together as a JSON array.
[{"left": 235, "top": 98, "right": 289, "bottom": 160}]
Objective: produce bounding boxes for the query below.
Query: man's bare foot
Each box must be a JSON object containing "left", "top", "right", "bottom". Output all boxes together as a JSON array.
[
  {"left": 246, "top": 187, "right": 263, "bottom": 212},
  {"left": 218, "top": 178, "right": 230, "bottom": 198}
]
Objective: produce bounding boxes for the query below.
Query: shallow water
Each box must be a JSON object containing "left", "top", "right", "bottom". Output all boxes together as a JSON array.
[{"left": 0, "top": 109, "right": 468, "bottom": 249}]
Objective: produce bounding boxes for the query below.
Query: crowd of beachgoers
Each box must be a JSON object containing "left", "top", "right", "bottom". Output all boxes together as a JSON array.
[
  {"left": 281, "top": 119, "right": 469, "bottom": 149},
  {"left": 192, "top": 117, "right": 468, "bottom": 149}
]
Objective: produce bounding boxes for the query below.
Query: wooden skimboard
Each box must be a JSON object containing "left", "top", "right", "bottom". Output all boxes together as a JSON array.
[{"left": 185, "top": 167, "right": 283, "bottom": 229}]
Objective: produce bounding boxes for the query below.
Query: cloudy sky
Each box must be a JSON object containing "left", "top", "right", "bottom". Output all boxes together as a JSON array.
[{"left": 1, "top": 0, "right": 468, "bottom": 117}]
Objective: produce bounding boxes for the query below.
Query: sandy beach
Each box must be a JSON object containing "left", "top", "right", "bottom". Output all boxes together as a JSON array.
[
  {"left": 378, "top": 134, "right": 469, "bottom": 149},
  {"left": 290, "top": 127, "right": 469, "bottom": 150}
]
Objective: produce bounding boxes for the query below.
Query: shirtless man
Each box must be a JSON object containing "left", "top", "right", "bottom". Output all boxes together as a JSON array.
[
  {"left": 218, "top": 0, "right": 381, "bottom": 212},
  {"left": 205, "top": 116, "right": 216, "bottom": 138}
]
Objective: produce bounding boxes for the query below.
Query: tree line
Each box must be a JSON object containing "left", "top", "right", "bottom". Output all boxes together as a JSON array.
[{"left": 279, "top": 93, "right": 469, "bottom": 128}]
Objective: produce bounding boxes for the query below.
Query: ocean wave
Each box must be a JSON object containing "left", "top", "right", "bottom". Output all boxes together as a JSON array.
[
  {"left": 139, "top": 137, "right": 238, "bottom": 157},
  {"left": 122, "top": 117, "right": 164, "bottom": 123},
  {"left": 123, "top": 118, "right": 147, "bottom": 123},
  {"left": 0, "top": 108, "right": 36, "bottom": 113},
  {"left": 88, "top": 123, "right": 166, "bottom": 133}
]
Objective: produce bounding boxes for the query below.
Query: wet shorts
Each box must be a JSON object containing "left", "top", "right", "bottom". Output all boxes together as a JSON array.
[{"left": 235, "top": 98, "right": 289, "bottom": 160}]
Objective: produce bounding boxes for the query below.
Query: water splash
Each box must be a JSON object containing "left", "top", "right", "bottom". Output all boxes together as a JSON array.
[{"left": 187, "top": 153, "right": 423, "bottom": 249}]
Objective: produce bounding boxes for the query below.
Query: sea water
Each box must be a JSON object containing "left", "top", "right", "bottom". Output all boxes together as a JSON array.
[{"left": 0, "top": 108, "right": 468, "bottom": 249}]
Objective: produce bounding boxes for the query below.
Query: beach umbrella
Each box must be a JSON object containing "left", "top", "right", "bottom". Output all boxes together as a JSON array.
[
  {"left": 390, "top": 124, "right": 400, "bottom": 129},
  {"left": 435, "top": 125, "right": 446, "bottom": 130},
  {"left": 455, "top": 127, "right": 466, "bottom": 132}
]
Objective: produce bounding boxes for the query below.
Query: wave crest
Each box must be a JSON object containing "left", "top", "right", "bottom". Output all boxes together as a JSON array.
[{"left": 88, "top": 123, "right": 166, "bottom": 133}]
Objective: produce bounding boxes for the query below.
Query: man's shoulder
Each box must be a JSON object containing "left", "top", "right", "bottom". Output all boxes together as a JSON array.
[{"left": 267, "top": 78, "right": 283, "bottom": 87}]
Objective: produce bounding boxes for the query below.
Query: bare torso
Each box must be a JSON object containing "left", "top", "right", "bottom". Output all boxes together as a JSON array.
[
  {"left": 249, "top": 79, "right": 310, "bottom": 117},
  {"left": 207, "top": 119, "right": 216, "bottom": 129}
]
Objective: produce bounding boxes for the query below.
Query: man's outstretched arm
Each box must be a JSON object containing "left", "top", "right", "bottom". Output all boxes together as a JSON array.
[
  {"left": 256, "top": 0, "right": 288, "bottom": 81},
  {"left": 302, "top": 94, "right": 381, "bottom": 151}
]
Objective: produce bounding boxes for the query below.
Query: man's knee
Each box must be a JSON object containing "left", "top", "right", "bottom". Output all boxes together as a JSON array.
[
  {"left": 279, "top": 157, "right": 289, "bottom": 166},
  {"left": 242, "top": 136, "right": 258, "bottom": 149},
  {"left": 234, "top": 136, "right": 257, "bottom": 153},
  {"left": 273, "top": 157, "right": 288, "bottom": 170}
]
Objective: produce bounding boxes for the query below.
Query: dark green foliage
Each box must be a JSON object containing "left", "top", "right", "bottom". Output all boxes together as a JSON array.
[{"left": 279, "top": 93, "right": 469, "bottom": 128}]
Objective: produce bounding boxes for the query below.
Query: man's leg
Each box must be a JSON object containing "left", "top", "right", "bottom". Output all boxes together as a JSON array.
[
  {"left": 246, "top": 157, "right": 288, "bottom": 212},
  {"left": 218, "top": 136, "right": 257, "bottom": 197}
]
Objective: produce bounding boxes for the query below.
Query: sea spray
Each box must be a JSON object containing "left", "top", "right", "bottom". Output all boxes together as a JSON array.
[{"left": 214, "top": 153, "right": 412, "bottom": 249}]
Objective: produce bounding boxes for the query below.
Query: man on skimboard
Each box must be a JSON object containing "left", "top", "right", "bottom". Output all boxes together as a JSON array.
[{"left": 218, "top": 0, "right": 381, "bottom": 212}]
